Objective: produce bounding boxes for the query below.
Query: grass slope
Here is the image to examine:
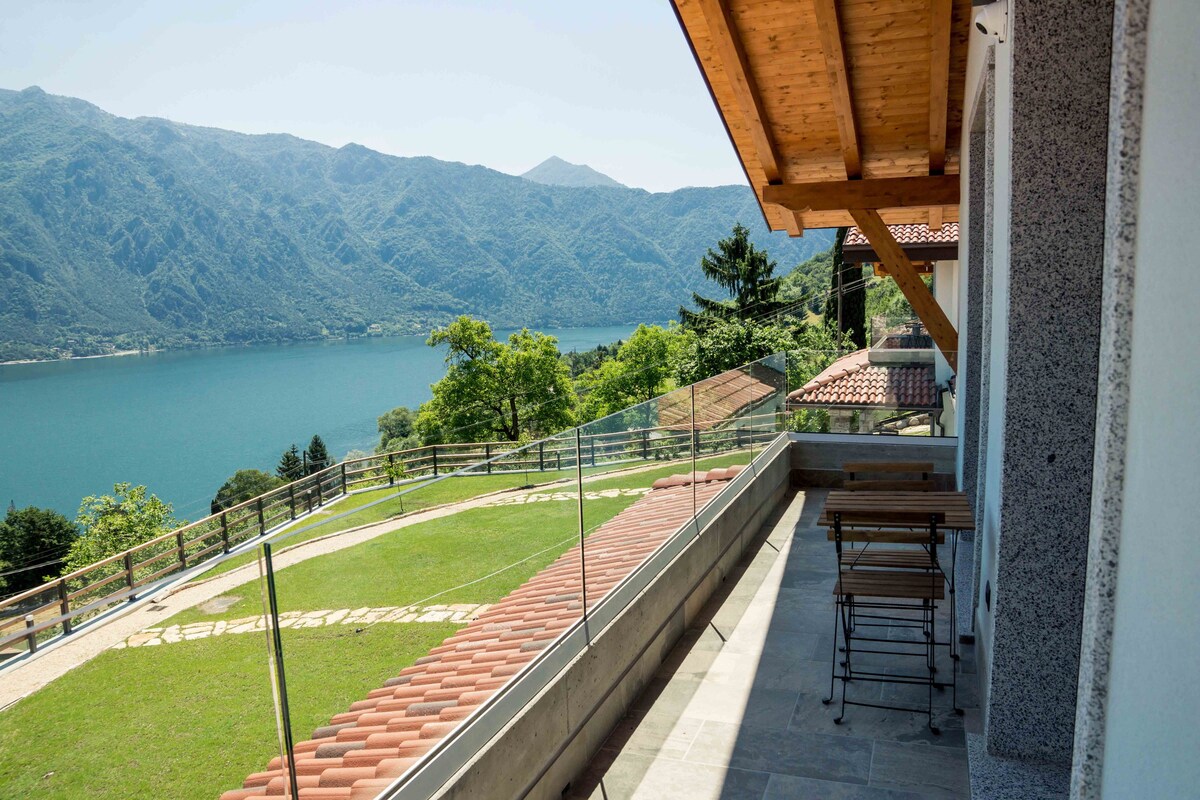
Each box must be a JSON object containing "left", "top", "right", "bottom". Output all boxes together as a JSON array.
[{"left": 0, "top": 623, "right": 458, "bottom": 800}]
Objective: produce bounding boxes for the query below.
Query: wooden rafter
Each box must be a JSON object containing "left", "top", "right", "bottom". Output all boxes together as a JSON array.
[
  {"left": 763, "top": 176, "right": 961, "bottom": 213},
  {"left": 850, "top": 209, "right": 958, "bottom": 367},
  {"left": 695, "top": 0, "right": 779, "bottom": 180},
  {"left": 694, "top": 0, "right": 804, "bottom": 236},
  {"left": 929, "top": 0, "right": 953, "bottom": 175},
  {"left": 813, "top": 0, "right": 862, "bottom": 179}
]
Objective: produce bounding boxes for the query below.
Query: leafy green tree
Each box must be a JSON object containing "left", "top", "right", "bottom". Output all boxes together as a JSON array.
[
  {"left": 376, "top": 407, "right": 421, "bottom": 454},
  {"left": 305, "top": 435, "right": 331, "bottom": 475},
  {"left": 211, "top": 470, "right": 284, "bottom": 512},
  {"left": 674, "top": 318, "right": 798, "bottom": 385},
  {"left": 64, "top": 484, "right": 178, "bottom": 574},
  {"left": 823, "top": 228, "right": 867, "bottom": 349},
  {"left": 418, "top": 316, "right": 576, "bottom": 443},
  {"left": 680, "top": 223, "right": 784, "bottom": 328},
  {"left": 576, "top": 324, "right": 681, "bottom": 421},
  {"left": 276, "top": 444, "right": 304, "bottom": 482},
  {"left": 0, "top": 506, "right": 78, "bottom": 593},
  {"left": 779, "top": 248, "right": 835, "bottom": 315}
]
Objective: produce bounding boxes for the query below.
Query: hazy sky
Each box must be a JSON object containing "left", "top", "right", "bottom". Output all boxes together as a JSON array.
[{"left": 0, "top": 0, "right": 747, "bottom": 192}]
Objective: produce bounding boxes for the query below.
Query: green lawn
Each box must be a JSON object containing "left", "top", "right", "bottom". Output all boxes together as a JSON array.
[
  {"left": 194, "top": 451, "right": 752, "bottom": 581},
  {"left": 0, "top": 622, "right": 459, "bottom": 800},
  {"left": 167, "top": 450, "right": 753, "bottom": 627},
  {"left": 0, "top": 448, "right": 758, "bottom": 799}
]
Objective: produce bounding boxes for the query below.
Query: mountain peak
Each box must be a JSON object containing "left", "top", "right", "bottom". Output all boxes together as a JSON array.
[{"left": 520, "top": 156, "right": 626, "bottom": 189}]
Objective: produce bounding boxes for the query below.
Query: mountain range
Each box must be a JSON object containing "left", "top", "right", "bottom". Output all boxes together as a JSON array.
[
  {"left": 520, "top": 156, "right": 627, "bottom": 189},
  {"left": 0, "top": 87, "right": 833, "bottom": 361}
]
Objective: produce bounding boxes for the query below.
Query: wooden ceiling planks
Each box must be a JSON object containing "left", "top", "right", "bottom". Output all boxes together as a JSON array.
[{"left": 672, "top": 0, "right": 972, "bottom": 231}]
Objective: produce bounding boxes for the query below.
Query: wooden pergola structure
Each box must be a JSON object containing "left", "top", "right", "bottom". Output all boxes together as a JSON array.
[{"left": 671, "top": 0, "right": 973, "bottom": 366}]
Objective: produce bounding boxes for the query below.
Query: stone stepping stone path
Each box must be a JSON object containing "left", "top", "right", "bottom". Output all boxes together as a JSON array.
[
  {"left": 481, "top": 486, "right": 649, "bottom": 506},
  {"left": 113, "top": 603, "right": 490, "bottom": 649}
]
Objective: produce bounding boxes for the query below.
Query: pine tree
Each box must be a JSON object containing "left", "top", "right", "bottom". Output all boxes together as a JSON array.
[
  {"left": 823, "top": 227, "right": 867, "bottom": 349},
  {"left": 276, "top": 444, "right": 304, "bottom": 481},
  {"left": 679, "top": 223, "right": 783, "bottom": 329},
  {"left": 304, "top": 435, "right": 330, "bottom": 475}
]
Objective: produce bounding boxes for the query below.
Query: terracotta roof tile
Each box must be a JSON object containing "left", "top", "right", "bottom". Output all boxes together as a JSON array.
[
  {"left": 656, "top": 371, "right": 778, "bottom": 431},
  {"left": 220, "top": 470, "right": 737, "bottom": 800},
  {"left": 844, "top": 222, "right": 960, "bottom": 247},
  {"left": 786, "top": 349, "right": 939, "bottom": 409}
]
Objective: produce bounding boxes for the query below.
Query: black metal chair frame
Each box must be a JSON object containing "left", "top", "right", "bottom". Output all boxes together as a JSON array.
[{"left": 822, "top": 509, "right": 962, "bottom": 733}]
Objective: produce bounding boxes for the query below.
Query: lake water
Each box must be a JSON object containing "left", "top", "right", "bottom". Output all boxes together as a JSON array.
[{"left": 0, "top": 325, "right": 637, "bottom": 520}]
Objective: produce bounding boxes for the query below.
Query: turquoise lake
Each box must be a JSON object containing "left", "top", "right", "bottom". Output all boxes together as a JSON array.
[{"left": 0, "top": 325, "right": 637, "bottom": 520}]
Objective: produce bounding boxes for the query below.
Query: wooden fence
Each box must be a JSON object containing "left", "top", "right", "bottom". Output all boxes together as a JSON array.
[{"left": 0, "top": 417, "right": 780, "bottom": 658}]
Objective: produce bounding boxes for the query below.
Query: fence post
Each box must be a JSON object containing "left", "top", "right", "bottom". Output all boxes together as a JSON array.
[
  {"left": 341, "top": 462, "right": 348, "bottom": 495},
  {"left": 388, "top": 453, "right": 395, "bottom": 486},
  {"left": 641, "top": 430, "right": 649, "bottom": 460},
  {"left": 589, "top": 436, "right": 596, "bottom": 467},
  {"left": 221, "top": 511, "right": 231, "bottom": 553},
  {"left": 538, "top": 441, "right": 545, "bottom": 472},
  {"left": 557, "top": 451, "right": 561, "bottom": 470},
  {"left": 315, "top": 475, "right": 324, "bottom": 507},
  {"left": 257, "top": 497, "right": 266, "bottom": 535},
  {"left": 485, "top": 443, "right": 492, "bottom": 474},
  {"left": 432, "top": 446, "right": 439, "bottom": 476},
  {"left": 306, "top": 488, "right": 314, "bottom": 515},
  {"left": 124, "top": 553, "right": 135, "bottom": 601},
  {"left": 25, "top": 616, "right": 37, "bottom": 654},
  {"left": 288, "top": 485, "right": 296, "bottom": 520},
  {"left": 58, "top": 580, "right": 72, "bottom": 635},
  {"left": 177, "top": 531, "right": 187, "bottom": 569}
]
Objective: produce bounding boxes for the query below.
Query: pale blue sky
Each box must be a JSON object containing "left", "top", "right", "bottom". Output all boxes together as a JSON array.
[{"left": 0, "top": 0, "right": 746, "bottom": 192}]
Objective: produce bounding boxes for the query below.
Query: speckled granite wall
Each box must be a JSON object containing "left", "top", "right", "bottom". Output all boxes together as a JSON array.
[
  {"left": 986, "top": 0, "right": 1114, "bottom": 765},
  {"left": 970, "top": 55, "right": 996, "bottom": 637},
  {"left": 1071, "top": 0, "right": 1148, "bottom": 795},
  {"left": 961, "top": 125, "right": 985, "bottom": 507}
]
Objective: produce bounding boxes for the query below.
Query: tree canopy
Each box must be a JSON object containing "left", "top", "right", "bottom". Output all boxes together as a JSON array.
[
  {"left": 680, "top": 223, "right": 784, "bottom": 329},
  {"left": 417, "top": 316, "right": 576, "bottom": 443},
  {"left": 211, "top": 470, "right": 284, "bottom": 513},
  {"left": 305, "top": 435, "right": 331, "bottom": 475},
  {"left": 823, "top": 228, "right": 868, "bottom": 349},
  {"left": 0, "top": 506, "right": 78, "bottom": 593},
  {"left": 64, "top": 484, "right": 177, "bottom": 574},
  {"left": 276, "top": 445, "right": 304, "bottom": 482},
  {"left": 377, "top": 407, "right": 421, "bottom": 454}
]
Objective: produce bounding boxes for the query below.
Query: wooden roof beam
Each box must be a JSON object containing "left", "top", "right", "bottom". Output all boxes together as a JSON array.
[
  {"left": 696, "top": 0, "right": 780, "bottom": 183},
  {"left": 850, "top": 209, "right": 958, "bottom": 368},
  {"left": 763, "top": 176, "right": 961, "bottom": 213},
  {"left": 813, "top": 0, "right": 862, "bottom": 180},
  {"left": 929, "top": 0, "right": 952, "bottom": 175}
]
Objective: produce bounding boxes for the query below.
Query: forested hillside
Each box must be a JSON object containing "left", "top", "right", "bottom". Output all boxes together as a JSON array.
[{"left": 0, "top": 87, "right": 833, "bottom": 361}]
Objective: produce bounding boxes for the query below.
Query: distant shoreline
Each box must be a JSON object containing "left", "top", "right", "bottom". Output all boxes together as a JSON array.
[{"left": 0, "top": 349, "right": 146, "bottom": 367}]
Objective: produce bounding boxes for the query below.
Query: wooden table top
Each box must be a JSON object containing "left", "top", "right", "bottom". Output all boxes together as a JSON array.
[{"left": 818, "top": 490, "right": 975, "bottom": 531}]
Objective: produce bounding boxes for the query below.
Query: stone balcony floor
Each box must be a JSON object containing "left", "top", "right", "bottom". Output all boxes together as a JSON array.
[{"left": 569, "top": 489, "right": 977, "bottom": 799}]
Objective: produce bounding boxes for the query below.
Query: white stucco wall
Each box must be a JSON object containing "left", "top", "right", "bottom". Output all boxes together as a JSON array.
[
  {"left": 1099, "top": 1, "right": 1200, "bottom": 793},
  {"left": 959, "top": 26, "right": 1014, "bottom": 707}
]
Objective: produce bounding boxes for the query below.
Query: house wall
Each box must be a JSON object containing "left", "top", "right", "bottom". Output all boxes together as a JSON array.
[
  {"left": 1091, "top": 1, "right": 1200, "bottom": 795},
  {"left": 960, "top": 0, "right": 1114, "bottom": 765}
]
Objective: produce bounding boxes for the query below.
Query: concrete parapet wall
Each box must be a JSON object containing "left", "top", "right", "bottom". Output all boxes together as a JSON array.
[
  {"left": 432, "top": 440, "right": 792, "bottom": 800},
  {"left": 788, "top": 432, "right": 959, "bottom": 488}
]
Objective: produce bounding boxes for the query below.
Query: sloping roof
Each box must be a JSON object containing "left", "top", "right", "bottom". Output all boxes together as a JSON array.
[
  {"left": 845, "top": 222, "right": 960, "bottom": 248},
  {"left": 671, "top": 0, "right": 973, "bottom": 233},
  {"left": 843, "top": 222, "right": 960, "bottom": 264},
  {"left": 220, "top": 467, "right": 744, "bottom": 800},
  {"left": 786, "top": 349, "right": 939, "bottom": 409},
  {"left": 657, "top": 368, "right": 779, "bottom": 430}
]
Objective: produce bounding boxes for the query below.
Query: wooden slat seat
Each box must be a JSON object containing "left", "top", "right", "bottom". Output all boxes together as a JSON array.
[
  {"left": 827, "top": 528, "right": 946, "bottom": 544},
  {"left": 844, "top": 479, "right": 935, "bottom": 492},
  {"left": 833, "top": 570, "right": 944, "bottom": 601},
  {"left": 839, "top": 550, "right": 938, "bottom": 570}
]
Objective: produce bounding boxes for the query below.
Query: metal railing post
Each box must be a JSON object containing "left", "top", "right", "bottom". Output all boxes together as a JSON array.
[
  {"left": 575, "top": 428, "right": 588, "bottom": 637},
  {"left": 58, "top": 581, "right": 72, "bottom": 635},
  {"left": 262, "top": 543, "right": 301, "bottom": 800}
]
